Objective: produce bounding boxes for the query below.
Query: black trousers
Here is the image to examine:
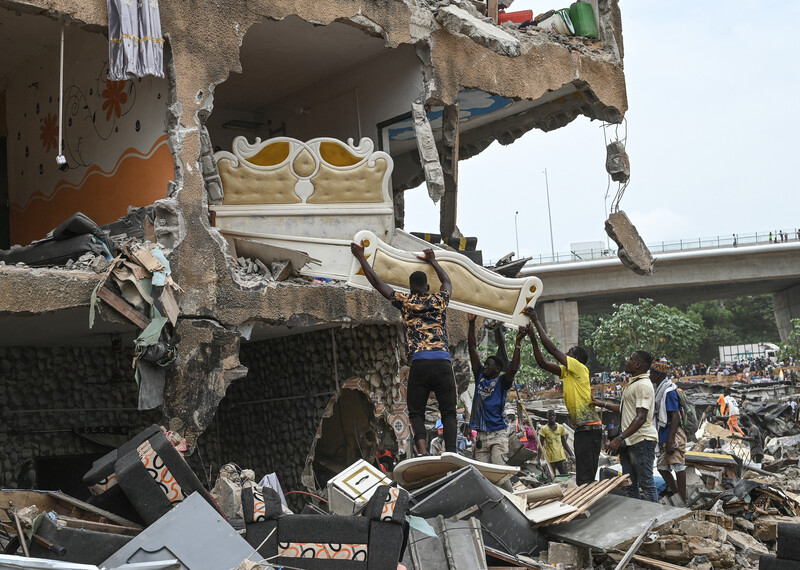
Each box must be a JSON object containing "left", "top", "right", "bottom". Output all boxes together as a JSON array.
[
  {"left": 407, "top": 359, "right": 458, "bottom": 452},
  {"left": 574, "top": 429, "right": 602, "bottom": 485}
]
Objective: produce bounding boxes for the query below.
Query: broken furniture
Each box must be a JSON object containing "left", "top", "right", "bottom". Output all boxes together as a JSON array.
[
  {"left": 30, "top": 513, "right": 136, "bottom": 565},
  {"left": 113, "top": 428, "right": 223, "bottom": 525},
  {"left": 244, "top": 484, "right": 410, "bottom": 569},
  {"left": 393, "top": 452, "right": 519, "bottom": 490},
  {"left": 348, "top": 230, "right": 543, "bottom": 327},
  {"left": 82, "top": 423, "right": 163, "bottom": 524},
  {"left": 211, "top": 136, "right": 394, "bottom": 280},
  {"left": 82, "top": 425, "right": 223, "bottom": 526},
  {"left": 525, "top": 474, "right": 631, "bottom": 527},
  {"left": 401, "top": 514, "right": 488, "bottom": 570},
  {"left": 0, "top": 489, "right": 142, "bottom": 565},
  {"left": 0, "top": 212, "right": 113, "bottom": 267},
  {"left": 101, "top": 493, "right": 252, "bottom": 570},
  {"left": 410, "top": 465, "right": 546, "bottom": 557}
]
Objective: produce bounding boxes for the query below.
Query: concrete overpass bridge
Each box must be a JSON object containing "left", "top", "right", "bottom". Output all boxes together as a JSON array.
[{"left": 517, "top": 240, "right": 800, "bottom": 349}]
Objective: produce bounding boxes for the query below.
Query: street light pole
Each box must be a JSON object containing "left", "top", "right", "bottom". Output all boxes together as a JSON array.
[
  {"left": 543, "top": 168, "right": 555, "bottom": 258},
  {"left": 514, "top": 211, "right": 519, "bottom": 259}
]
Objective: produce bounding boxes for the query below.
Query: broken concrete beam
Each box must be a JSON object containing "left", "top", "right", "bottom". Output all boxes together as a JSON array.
[
  {"left": 436, "top": 5, "right": 521, "bottom": 56},
  {"left": 639, "top": 534, "right": 736, "bottom": 568},
  {"left": 605, "top": 140, "right": 630, "bottom": 182},
  {"left": 726, "top": 529, "right": 769, "bottom": 562},
  {"left": 605, "top": 210, "right": 654, "bottom": 276},
  {"left": 678, "top": 519, "right": 728, "bottom": 542},
  {"left": 547, "top": 542, "right": 587, "bottom": 567},
  {"left": 411, "top": 99, "right": 446, "bottom": 204}
]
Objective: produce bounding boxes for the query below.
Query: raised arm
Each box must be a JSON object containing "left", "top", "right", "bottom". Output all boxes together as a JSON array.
[
  {"left": 466, "top": 314, "right": 482, "bottom": 374},
  {"left": 505, "top": 327, "right": 528, "bottom": 382},
  {"left": 526, "top": 323, "right": 561, "bottom": 376},
  {"left": 418, "top": 249, "right": 452, "bottom": 295},
  {"left": 524, "top": 307, "right": 567, "bottom": 366},
  {"left": 351, "top": 242, "right": 394, "bottom": 299}
]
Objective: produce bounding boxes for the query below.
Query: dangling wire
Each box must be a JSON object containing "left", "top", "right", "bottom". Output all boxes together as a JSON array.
[{"left": 56, "top": 21, "right": 67, "bottom": 168}]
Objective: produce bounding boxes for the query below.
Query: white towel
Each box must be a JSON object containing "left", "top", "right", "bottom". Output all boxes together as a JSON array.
[{"left": 654, "top": 378, "right": 676, "bottom": 431}]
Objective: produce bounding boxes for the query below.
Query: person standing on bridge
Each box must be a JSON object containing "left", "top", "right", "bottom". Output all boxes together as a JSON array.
[{"left": 523, "top": 306, "right": 601, "bottom": 485}]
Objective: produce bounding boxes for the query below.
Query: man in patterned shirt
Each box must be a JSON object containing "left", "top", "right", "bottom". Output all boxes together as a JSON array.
[{"left": 351, "top": 243, "right": 456, "bottom": 455}]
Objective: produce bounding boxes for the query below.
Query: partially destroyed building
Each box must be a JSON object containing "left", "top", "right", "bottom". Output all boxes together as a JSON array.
[{"left": 0, "top": 0, "right": 627, "bottom": 498}]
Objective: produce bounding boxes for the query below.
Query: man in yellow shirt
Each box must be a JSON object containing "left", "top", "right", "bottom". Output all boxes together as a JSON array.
[
  {"left": 524, "top": 307, "right": 601, "bottom": 485},
  {"left": 538, "top": 409, "right": 574, "bottom": 475}
]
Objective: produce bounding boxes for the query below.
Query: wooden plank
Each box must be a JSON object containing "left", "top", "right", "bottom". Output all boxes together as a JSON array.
[
  {"left": 557, "top": 476, "right": 629, "bottom": 524},
  {"left": 97, "top": 287, "right": 151, "bottom": 330},
  {"left": 57, "top": 516, "right": 141, "bottom": 536},
  {"left": 159, "top": 286, "right": 180, "bottom": 326},
  {"left": 526, "top": 501, "right": 577, "bottom": 523},
  {"left": 536, "top": 476, "right": 629, "bottom": 527},
  {"left": 485, "top": 547, "right": 543, "bottom": 569},
  {"left": 609, "top": 551, "right": 687, "bottom": 570},
  {"left": 122, "top": 260, "right": 150, "bottom": 281},
  {"left": 487, "top": 0, "right": 499, "bottom": 22}
]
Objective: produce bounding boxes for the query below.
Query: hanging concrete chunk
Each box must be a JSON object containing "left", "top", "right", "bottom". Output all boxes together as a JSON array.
[
  {"left": 412, "top": 100, "right": 446, "bottom": 203},
  {"left": 605, "top": 210, "right": 654, "bottom": 275},
  {"left": 606, "top": 140, "right": 630, "bottom": 182},
  {"left": 436, "top": 5, "right": 521, "bottom": 57}
]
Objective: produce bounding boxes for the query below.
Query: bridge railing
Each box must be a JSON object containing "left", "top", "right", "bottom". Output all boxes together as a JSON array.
[{"left": 515, "top": 229, "right": 800, "bottom": 267}]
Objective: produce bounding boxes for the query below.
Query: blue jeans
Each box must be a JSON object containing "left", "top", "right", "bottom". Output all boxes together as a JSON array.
[{"left": 620, "top": 439, "right": 658, "bottom": 502}]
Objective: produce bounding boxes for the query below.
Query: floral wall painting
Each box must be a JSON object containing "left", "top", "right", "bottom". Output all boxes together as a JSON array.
[{"left": 6, "top": 27, "right": 172, "bottom": 246}]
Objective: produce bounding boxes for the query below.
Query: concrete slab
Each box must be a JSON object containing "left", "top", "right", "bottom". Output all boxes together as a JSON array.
[
  {"left": 101, "top": 493, "right": 253, "bottom": 569},
  {"left": 544, "top": 493, "right": 691, "bottom": 550}
]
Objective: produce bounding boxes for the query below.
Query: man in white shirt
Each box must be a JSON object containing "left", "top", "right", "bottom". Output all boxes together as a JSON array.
[
  {"left": 723, "top": 389, "right": 745, "bottom": 436},
  {"left": 594, "top": 351, "right": 659, "bottom": 502}
]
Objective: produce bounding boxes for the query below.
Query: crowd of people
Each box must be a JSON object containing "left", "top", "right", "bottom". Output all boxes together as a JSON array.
[{"left": 352, "top": 243, "right": 795, "bottom": 506}]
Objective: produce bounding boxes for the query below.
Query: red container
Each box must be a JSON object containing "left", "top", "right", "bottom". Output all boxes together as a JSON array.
[{"left": 498, "top": 10, "right": 533, "bottom": 24}]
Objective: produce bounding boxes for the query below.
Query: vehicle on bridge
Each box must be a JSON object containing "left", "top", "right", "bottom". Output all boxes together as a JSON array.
[{"left": 718, "top": 343, "right": 779, "bottom": 365}]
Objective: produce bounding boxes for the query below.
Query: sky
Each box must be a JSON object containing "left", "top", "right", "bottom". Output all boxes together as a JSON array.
[{"left": 404, "top": 1, "right": 800, "bottom": 265}]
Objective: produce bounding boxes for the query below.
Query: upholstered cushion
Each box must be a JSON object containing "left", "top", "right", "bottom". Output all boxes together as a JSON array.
[
  {"left": 242, "top": 485, "right": 283, "bottom": 523},
  {"left": 362, "top": 486, "right": 409, "bottom": 525},
  {"left": 115, "top": 430, "right": 222, "bottom": 525}
]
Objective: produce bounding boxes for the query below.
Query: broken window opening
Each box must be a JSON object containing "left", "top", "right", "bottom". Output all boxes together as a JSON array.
[
  {"left": 305, "top": 387, "right": 397, "bottom": 492},
  {"left": 205, "top": 15, "right": 428, "bottom": 282}
]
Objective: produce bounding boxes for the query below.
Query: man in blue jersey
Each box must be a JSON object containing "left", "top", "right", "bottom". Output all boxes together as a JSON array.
[{"left": 467, "top": 314, "right": 525, "bottom": 464}]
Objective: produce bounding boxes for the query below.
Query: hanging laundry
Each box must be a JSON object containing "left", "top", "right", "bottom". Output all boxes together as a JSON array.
[{"left": 108, "top": 0, "right": 165, "bottom": 80}]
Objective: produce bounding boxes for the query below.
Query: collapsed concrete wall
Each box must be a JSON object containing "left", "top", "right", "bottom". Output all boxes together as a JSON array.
[{"left": 189, "top": 324, "right": 406, "bottom": 502}]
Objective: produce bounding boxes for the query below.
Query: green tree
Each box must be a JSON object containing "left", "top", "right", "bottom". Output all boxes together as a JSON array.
[
  {"left": 778, "top": 318, "right": 800, "bottom": 362},
  {"left": 587, "top": 298, "right": 701, "bottom": 369},
  {"left": 579, "top": 312, "right": 609, "bottom": 373},
  {"left": 683, "top": 295, "right": 779, "bottom": 362}
]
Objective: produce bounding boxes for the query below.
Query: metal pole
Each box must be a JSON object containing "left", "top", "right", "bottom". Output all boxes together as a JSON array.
[
  {"left": 514, "top": 211, "right": 520, "bottom": 258},
  {"left": 543, "top": 169, "right": 555, "bottom": 257}
]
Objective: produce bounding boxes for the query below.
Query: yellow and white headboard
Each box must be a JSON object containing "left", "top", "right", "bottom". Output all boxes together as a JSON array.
[
  {"left": 211, "top": 137, "right": 395, "bottom": 279},
  {"left": 348, "top": 230, "right": 543, "bottom": 327}
]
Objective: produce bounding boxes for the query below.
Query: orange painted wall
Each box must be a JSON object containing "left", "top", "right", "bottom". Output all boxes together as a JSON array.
[{"left": 10, "top": 136, "right": 173, "bottom": 246}]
